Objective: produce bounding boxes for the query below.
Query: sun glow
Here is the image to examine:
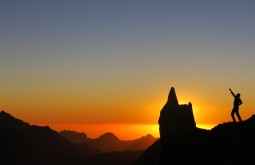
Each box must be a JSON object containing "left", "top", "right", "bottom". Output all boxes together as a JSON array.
[{"left": 196, "top": 124, "right": 216, "bottom": 130}]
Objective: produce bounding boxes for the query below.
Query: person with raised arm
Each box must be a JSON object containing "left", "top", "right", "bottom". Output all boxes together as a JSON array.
[{"left": 229, "top": 88, "right": 242, "bottom": 123}]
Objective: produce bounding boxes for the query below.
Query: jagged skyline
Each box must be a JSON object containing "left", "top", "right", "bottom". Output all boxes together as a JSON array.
[{"left": 1, "top": 1, "right": 255, "bottom": 132}]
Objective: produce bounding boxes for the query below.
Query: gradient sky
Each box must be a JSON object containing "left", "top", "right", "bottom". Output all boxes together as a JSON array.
[{"left": 1, "top": 1, "right": 255, "bottom": 126}]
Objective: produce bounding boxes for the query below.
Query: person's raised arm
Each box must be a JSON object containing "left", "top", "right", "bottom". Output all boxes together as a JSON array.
[{"left": 229, "top": 88, "right": 235, "bottom": 97}]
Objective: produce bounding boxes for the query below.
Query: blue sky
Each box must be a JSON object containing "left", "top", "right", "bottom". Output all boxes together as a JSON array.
[{"left": 0, "top": 1, "right": 255, "bottom": 124}]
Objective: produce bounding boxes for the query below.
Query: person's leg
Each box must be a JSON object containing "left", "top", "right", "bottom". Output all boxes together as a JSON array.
[
  {"left": 231, "top": 107, "right": 236, "bottom": 123},
  {"left": 236, "top": 108, "right": 242, "bottom": 122}
]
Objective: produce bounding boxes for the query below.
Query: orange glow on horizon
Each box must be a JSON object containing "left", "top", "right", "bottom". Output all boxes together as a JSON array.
[
  {"left": 4, "top": 85, "right": 254, "bottom": 140},
  {"left": 34, "top": 123, "right": 217, "bottom": 140},
  {"left": 36, "top": 123, "right": 160, "bottom": 140}
]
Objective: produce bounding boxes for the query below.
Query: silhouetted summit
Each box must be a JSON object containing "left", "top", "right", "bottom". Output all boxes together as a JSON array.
[
  {"left": 158, "top": 87, "right": 196, "bottom": 164},
  {"left": 135, "top": 88, "right": 255, "bottom": 165},
  {"left": 158, "top": 87, "right": 196, "bottom": 132},
  {"left": 136, "top": 118, "right": 255, "bottom": 165}
]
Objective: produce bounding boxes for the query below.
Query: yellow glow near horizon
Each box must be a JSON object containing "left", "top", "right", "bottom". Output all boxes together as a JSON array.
[
  {"left": 196, "top": 124, "right": 216, "bottom": 130},
  {"left": 2, "top": 82, "right": 254, "bottom": 141},
  {"left": 35, "top": 123, "right": 216, "bottom": 140}
]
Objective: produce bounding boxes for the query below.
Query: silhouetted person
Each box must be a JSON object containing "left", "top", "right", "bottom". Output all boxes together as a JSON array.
[{"left": 229, "top": 88, "right": 242, "bottom": 122}]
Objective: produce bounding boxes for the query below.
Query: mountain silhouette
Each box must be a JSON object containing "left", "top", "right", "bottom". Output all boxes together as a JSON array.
[
  {"left": 158, "top": 87, "right": 197, "bottom": 164},
  {"left": 85, "top": 133, "right": 157, "bottom": 152},
  {"left": 0, "top": 111, "right": 98, "bottom": 164},
  {"left": 0, "top": 111, "right": 153, "bottom": 165},
  {"left": 87, "top": 151, "right": 143, "bottom": 165},
  {"left": 60, "top": 130, "right": 88, "bottom": 144},
  {"left": 158, "top": 87, "right": 196, "bottom": 131},
  {"left": 134, "top": 87, "right": 255, "bottom": 165},
  {"left": 96, "top": 132, "right": 120, "bottom": 144},
  {"left": 61, "top": 130, "right": 157, "bottom": 152}
]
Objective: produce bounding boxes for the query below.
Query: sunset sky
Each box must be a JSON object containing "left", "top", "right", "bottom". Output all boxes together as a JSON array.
[{"left": 1, "top": 1, "right": 255, "bottom": 138}]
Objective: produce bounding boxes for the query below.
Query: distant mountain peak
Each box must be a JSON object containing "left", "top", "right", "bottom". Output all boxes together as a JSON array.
[
  {"left": 0, "top": 110, "right": 30, "bottom": 127},
  {"left": 59, "top": 130, "right": 87, "bottom": 144},
  {"left": 99, "top": 132, "right": 120, "bottom": 141},
  {"left": 143, "top": 134, "right": 155, "bottom": 139},
  {"left": 1, "top": 110, "right": 14, "bottom": 118},
  {"left": 137, "top": 134, "right": 155, "bottom": 140}
]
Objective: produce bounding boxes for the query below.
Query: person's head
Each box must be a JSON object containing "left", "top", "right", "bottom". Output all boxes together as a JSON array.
[{"left": 237, "top": 93, "right": 241, "bottom": 97}]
